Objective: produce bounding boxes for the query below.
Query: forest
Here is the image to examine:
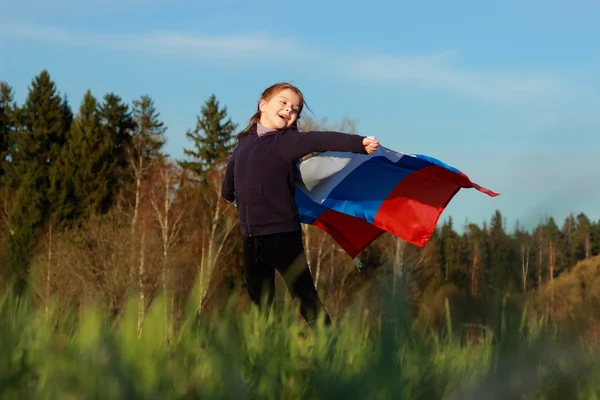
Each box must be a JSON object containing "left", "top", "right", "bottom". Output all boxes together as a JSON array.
[{"left": 2, "top": 69, "right": 600, "bottom": 398}]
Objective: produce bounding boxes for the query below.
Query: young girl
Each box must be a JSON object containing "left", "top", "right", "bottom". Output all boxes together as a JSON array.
[{"left": 221, "top": 82, "right": 379, "bottom": 326}]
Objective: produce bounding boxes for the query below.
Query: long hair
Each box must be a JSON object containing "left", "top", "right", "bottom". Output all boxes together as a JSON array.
[{"left": 237, "top": 82, "right": 311, "bottom": 138}]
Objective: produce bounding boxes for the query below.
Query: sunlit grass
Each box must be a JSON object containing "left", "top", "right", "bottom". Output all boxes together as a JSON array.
[{"left": 1, "top": 286, "right": 600, "bottom": 399}]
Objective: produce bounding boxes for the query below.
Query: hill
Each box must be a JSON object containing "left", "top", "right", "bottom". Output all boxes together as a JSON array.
[{"left": 529, "top": 254, "right": 600, "bottom": 340}]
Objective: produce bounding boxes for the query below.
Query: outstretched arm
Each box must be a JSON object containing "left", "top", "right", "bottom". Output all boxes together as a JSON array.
[{"left": 278, "top": 130, "right": 378, "bottom": 162}]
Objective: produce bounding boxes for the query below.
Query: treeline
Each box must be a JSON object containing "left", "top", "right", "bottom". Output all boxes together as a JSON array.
[
  {"left": 1, "top": 70, "right": 599, "bottom": 333},
  {"left": 0, "top": 70, "right": 241, "bottom": 320}
]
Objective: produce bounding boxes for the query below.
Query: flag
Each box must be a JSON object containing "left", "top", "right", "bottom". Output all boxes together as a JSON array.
[{"left": 295, "top": 145, "right": 498, "bottom": 259}]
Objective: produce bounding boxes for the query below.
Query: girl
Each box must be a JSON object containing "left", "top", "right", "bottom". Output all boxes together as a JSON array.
[{"left": 221, "top": 82, "right": 379, "bottom": 326}]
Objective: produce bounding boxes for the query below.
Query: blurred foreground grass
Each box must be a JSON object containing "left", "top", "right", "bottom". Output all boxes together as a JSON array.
[{"left": 2, "top": 285, "right": 600, "bottom": 400}]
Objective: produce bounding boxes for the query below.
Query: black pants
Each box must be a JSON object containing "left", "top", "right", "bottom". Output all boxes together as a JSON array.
[{"left": 242, "top": 229, "right": 331, "bottom": 326}]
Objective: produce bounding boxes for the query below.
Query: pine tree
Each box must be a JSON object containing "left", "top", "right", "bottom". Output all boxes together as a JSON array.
[
  {"left": 98, "top": 92, "right": 136, "bottom": 204},
  {"left": 3, "top": 70, "right": 71, "bottom": 291},
  {"left": 573, "top": 213, "right": 593, "bottom": 260},
  {"left": 61, "top": 94, "right": 74, "bottom": 138},
  {"left": 131, "top": 95, "right": 166, "bottom": 161},
  {"left": 52, "top": 90, "right": 120, "bottom": 225},
  {"left": 544, "top": 217, "right": 565, "bottom": 277},
  {"left": 591, "top": 219, "right": 600, "bottom": 256},
  {"left": 129, "top": 94, "right": 166, "bottom": 229},
  {"left": 486, "top": 210, "right": 518, "bottom": 293},
  {"left": 438, "top": 217, "right": 465, "bottom": 288},
  {"left": 561, "top": 214, "right": 577, "bottom": 268},
  {"left": 72, "top": 90, "right": 115, "bottom": 216},
  {"left": 180, "top": 94, "right": 237, "bottom": 179},
  {"left": 0, "top": 82, "right": 16, "bottom": 180},
  {"left": 463, "top": 222, "right": 485, "bottom": 296},
  {"left": 0, "top": 82, "right": 18, "bottom": 240}
]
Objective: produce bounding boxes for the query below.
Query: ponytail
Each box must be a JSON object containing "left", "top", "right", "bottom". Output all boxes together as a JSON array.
[{"left": 237, "top": 109, "right": 261, "bottom": 139}]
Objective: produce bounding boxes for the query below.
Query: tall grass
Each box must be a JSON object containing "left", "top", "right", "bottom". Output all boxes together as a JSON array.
[{"left": 2, "top": 285, "right": 600, "bottom": 399}]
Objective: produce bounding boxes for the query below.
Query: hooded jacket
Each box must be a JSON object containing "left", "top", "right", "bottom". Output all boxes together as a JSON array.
[{"left": 221, "top": 124, "right": 368, "bottom": 237}]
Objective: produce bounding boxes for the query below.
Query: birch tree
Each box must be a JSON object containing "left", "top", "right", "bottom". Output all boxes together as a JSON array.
[
  {"left": 195, "top": 167, "right": 238, "bottom": 313},
  {"left": 149, "top": 161, "right": 185, "bottom": 332},
  {"left": 128, "top": 95, "right": 166, "bottom": 331},
  {"left": 129, "top": 95, "right": 166, "bottom": 232},
  {"left": 179, "top": 94, "right": 238, "bottom": 313}
]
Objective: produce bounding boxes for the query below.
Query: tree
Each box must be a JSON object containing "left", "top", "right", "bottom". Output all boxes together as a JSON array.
[
  {"left": 149, "top": 160, "right": 186, "bottom": 333},
  {"left": 0, "top": 82, "right": 18, "bottom": 228},
  {"left": 0, "top": 82, "right": 16, "bottom": 180},
  {"left": 561, "top": 214, "right": 577, "bottom": 269},
  {"left": 486, "top": 210, "right": 518, "bottom": 294},
  {"left": 513, "top": 222, "right": 532, "bottom": 292},
  {"left": 463, "top": 223, "right": 486, "bottom": 296},
  {"left": 438, "top": 217, "right": 465, "bottom": 288},
  {"left": 591, "top": 219, "right": 600, "bottom": 257},
  {"left": 573, "top": 213, "right": 593, "bottom": 261},
  {"left": 97, "top": 92, "right": 136, "bottom": 206},
  {"left": 192, "top": 165, "right": 239, "bottom": 315},
  {"left": 544, "top": 217, "right": 564, "bottom": 278},
  {"left": 3, "top": 70, "right": 71, "bottom": 291},
  {"left": 54, "top": 90, "right": 121, "bottom": 226},
  {"left": 129, "top": 94, "right": 166, "bottom": 231},
  {"left": 127, "top": 94, "right": 166, "bottom": 330},
  {"left": 180, "top": 94, "right": 237, "bottom": 179}
]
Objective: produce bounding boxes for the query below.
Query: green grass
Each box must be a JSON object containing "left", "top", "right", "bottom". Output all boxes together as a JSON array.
[{"left": 1, "top": 288, "right": 600, "bottom": 399}]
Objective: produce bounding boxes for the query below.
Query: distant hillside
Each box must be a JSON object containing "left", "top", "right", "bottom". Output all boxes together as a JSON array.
[{"left": 529, "top": 254, "right": 600, "bottom": 328}]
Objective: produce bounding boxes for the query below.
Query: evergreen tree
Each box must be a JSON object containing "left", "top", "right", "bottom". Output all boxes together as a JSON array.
[
  {"left": 462, "top": 223, "right": 486, "bottom": 296},
  {"left": 438, "top": 217, "right": 466, "bottom": 289},
  {"left": 11, "top": 71, "right": 70, "bottom": 169},
  {"left": 131, "top": 94, "right": 166, "bottom": 163},
  {"left": 591, "top": 219, "right": 600, "bottom": 256},
  {"left": 4, "top": 70, "right": 71, "bottom": 291},
  {"left": 0, "top": 82, "right": 18, "bottom": 240},
  {"left": 61, "top": 94, "right": 74, "bottom": 138},
  {"left": 561, "top": 214, "right": 577, "bottom": 268},
  {"left": 531, "top": 221, "right": 546, "bottom": 288},
  {"left": 129, "top": 95, "right": 166, "bottom": 228},
  {"left": 180, "top": 94, "right": 237, "bottom": 178},
  {"left": 72, "top": 90, "right": 114, "bottom": 216},
  {"left": 573, "top": 213, "right": 593, "bottom": 260},
  {"left": 486, "top": 210, "right": 518, "bottom": 293},
  {"left": 53, "top": 90, "right": 119, "bottom": 225},
  {"left": 545, "top": 217, "right": 567, "bottom": 277},
  {"left": 98, "top": 92, "right": 136, "bottom": 203},
  {"left": 0, "top": 82, "right": 16, "bottom": 180}
]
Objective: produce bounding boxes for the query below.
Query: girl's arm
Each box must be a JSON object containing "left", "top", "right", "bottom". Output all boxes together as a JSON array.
[
  {"left": 221, "top": 147, "right": 237, "bottom": 202},
  {"left": 277, "top": 130, "right": 368, "bottom": 162}
]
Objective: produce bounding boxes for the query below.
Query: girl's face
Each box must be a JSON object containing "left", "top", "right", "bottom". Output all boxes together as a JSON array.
[{"left": 259, "top": 88, "right": 302, "bottom": 130}]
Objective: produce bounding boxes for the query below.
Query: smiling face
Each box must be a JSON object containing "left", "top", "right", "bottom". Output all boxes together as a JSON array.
[{"left": 258, "top": 88, "right": 302, "bottom": 130}]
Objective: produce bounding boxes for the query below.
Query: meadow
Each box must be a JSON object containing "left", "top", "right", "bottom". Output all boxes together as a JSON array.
[
  {"left": 2, "top": 70, "right": 600, "bottom": 398},
  {"left": 2, "top": 280, "right": 600, "bottom": 400}
]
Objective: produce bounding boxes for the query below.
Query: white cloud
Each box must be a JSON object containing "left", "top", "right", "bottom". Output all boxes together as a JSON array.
[
  {"left": 0, "top": 21, "right": 298, "bottom": 60},
  {"left": 337, "top": 52, "right": 568, "bottom": 104},
  {"left": 125, "top": 32, "right": 299, "bottom": 59},
  {"left": 0, "top": 21, "right": 571, "bottom": 103}
]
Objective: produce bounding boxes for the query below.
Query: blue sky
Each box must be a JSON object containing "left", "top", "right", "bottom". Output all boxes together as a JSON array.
[{"left": 1, "top": 0, "right": 599, "bottom": 231}]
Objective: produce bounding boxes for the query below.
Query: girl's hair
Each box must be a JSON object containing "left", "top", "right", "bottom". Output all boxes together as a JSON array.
[{"left": 237, "top": 82, "right": 311, "bottom": 138}]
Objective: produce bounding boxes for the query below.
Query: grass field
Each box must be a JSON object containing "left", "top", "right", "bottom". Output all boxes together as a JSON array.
[{"left": 2, "top": 286, "right": 600, "bottom": 400}]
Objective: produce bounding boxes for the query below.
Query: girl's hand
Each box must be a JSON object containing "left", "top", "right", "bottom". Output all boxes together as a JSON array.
[{"left": 362, "top": 137, "right": 379, "bottom": 154}]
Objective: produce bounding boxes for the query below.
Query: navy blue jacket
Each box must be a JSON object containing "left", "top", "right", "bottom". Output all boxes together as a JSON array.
[{"left": 221, "top": 124, "right": 368, "bottom": 237}]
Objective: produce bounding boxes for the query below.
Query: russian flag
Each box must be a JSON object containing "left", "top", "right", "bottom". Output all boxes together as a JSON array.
[{"left": 295, "top": 145, "right": 498, "bottom": 259}]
